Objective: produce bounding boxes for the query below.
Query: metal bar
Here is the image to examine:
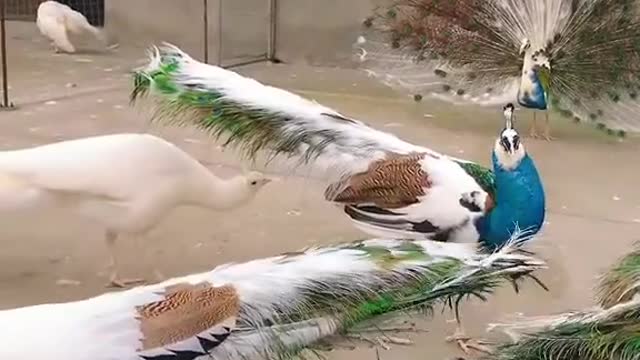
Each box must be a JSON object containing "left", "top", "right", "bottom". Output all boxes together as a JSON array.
[
  {"left": 216, "top": 0, "right": 223, "bottom": 66},
  {"left": 203, "top": 0, "right": 208, "bottom": 63},
  {"left": 267, "top": 0, "right": 277, "bottom": 61},
  {"left": 0, "top": 0, "right": 8, "bottom": 107}
]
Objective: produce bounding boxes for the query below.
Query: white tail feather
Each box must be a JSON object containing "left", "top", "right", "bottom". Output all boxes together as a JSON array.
[
  {"left": 138, "top": 44, "right": 443, "bottom": 183},
  {"left": 0, "top": 235, "right": 545, "bottom": 360}
]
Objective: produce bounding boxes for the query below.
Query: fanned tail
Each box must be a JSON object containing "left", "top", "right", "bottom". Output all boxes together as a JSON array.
[
  {"left": 131, "top": 44, "right": 431, "bottom": 182},
  {"left": 356, "top": 0, "right": 640, "bottom": 137},
  {"left": 487, "top": 243, "right": 640, "bottom": 360},
  {"left": 355, "top": 1, "right": 523, "bottom": 107},
  {"left": 0, "top": 235, "right": 546, "bottom": 360}
]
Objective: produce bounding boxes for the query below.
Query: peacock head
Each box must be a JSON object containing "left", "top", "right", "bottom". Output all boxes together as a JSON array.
[
  {"left": 494, "top": 103, "right": 526, "bottom": 170},
  {"left": 531, "top": 49, "right": 551, "bottom": 73},
  {"left": 520, "top": 39, "right": 552, "bottom": 72},
  {"left": 519, "top": 38, "right": 531, "bottom": 55},
  {"left": 243, "top": 170, "right": 275, "bottom": 191}
]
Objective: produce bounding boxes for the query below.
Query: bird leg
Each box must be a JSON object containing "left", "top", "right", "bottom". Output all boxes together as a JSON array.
[
  {"left": 104, "top": 231, "right": 146, "bottom": 288},
  {"left": 542, "top": 111, "right": 554, "bottom": 141},
  {"left": 529, "top": 112, "right": 540, "bottom": 139},
  {"left": 446, "top": 309, "right": 494, "bottom": 354}
]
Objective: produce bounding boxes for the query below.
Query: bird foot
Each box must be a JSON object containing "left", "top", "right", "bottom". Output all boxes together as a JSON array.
[
  {"left": 106, "top": 275, "right": 146, "bottom": 289},
  {"left": 346, "top": 334, "right": 413, "bottom": 350},
  {"left": 446, "top": 329, "right": 494, "bottom": 354},
  {"left": 542, "top": 132, "right": 555, "bottom": 141}
]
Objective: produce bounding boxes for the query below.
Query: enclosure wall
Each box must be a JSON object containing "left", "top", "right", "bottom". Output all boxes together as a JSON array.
[{"left": 104, "top": 0, "right": 377, "bottom": 66}]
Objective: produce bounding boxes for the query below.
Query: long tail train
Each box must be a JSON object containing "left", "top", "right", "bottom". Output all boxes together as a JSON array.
[
  {"left": 0, "top": 236, "right": 545, "bottom": 360},
  {"left": 130, "top": 43, "right": 443, "bottom": 185},
  {"left": 487, "top": 242, "right": 640, "bottom": 360}
]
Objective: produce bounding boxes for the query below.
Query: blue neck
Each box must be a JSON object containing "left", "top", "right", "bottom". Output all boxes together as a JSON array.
[
  {"left": 475, "top": 152, "right": 545, "bottom": 250},
  {"left": 517, "top": 71, "right": 548, "bottom": 110}
]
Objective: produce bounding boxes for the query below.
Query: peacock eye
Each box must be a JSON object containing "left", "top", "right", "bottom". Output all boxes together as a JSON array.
[{"left": 250, "top": 180, "right": 257, "bottom": 185}]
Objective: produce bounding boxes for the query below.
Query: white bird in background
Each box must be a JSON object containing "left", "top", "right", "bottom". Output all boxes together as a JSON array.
[
  {"left": 36, "top": 0, "right": 108, "bottom": 53},
  {"left": 0, "top": 133, "right": 273, "bottom": 288}
]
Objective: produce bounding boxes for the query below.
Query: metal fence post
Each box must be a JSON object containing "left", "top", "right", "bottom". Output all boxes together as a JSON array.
[
  {"left": 216, "top": 0, "right": 222, "bottom": 66},
  {"left": 203, "top": 0, "right": 209, "bottom": 63},
  {"left": 267, "top": 0, "right": 277, "bottom": 61},
  {"left": 0, "top": 0, "right": 13, "bottom": 109}
]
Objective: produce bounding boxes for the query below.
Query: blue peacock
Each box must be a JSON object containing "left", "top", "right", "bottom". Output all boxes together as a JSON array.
[
  {"left": 130, "top": 45, "right": 547, "bottom": 353},
  {"left": 477, "top": 103, "right": 545, "bottom": 250},
  {"left": 356, "top": 0, "right": 640, "bottom": 140}
]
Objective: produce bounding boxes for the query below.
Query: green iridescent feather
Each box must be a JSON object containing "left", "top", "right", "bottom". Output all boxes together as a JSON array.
[
  {"left": 132, "top": 58, "right": 330, "bottom": 163},
  {"left": 132, "top": 45, "right": 502, "bottom": 194},
  {"left": 597, "top": 243, "right": 640, "bottom": 309},
  {"left": 488, "top": 244, "right": 640, "bottom": 360},
  {"left": 456, "top": 160, "right": 497, "bottom": 197},
  {"left": 259, "top": 238, "right": 547, "bottom": 331},
  {"left": 488, "top": 306, "right": 640, "bottom": 360}
]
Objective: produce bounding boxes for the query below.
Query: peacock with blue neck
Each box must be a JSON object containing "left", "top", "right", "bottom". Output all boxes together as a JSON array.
[{"left": 475, "top": 104, "right": 546, "bottom": 251}]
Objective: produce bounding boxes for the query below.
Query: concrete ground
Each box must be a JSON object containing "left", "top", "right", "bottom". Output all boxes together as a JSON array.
[{"left": 1, "top": 21, "right": 640, "bottom": 360}]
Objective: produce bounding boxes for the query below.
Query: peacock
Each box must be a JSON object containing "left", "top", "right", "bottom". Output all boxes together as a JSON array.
[
  {"left": 487, "top": 243, "right": 640, "bottom": 360},
  {"left": 356, "top": 0, "right": 640, "bottom": 140},
  {"left": 130, "top": 44, "right": 546, "bottom": 353},
  {"left": 0, "top": 235, "right": 547, "bottom": 360},
  {"left": 0, "top": 133, "right": 273, "bottom": 288},
  {"left": 36, "top": 0, "right": 109, "bottom": 53}
]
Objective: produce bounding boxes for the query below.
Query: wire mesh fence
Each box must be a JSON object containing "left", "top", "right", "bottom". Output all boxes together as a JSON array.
[
  {"left": 6, "top": 0, "right": 42, "bottom": 21},
  {"left": 0, "top": 0, "right": 277, "bottom": 107},
  {"left": 6, "top": 0, "right": 104, "bottom": 25}
]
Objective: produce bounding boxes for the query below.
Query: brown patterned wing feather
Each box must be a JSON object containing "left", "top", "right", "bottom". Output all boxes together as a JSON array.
[
  {"left": 326, "top": 153, "right": 431, "bottom": 209},
  {"left": 136, "top": 282, "right": 240, "bottom": 351}
]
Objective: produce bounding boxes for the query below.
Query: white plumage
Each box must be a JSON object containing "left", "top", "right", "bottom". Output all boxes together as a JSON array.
[
  {"left": 356, "top": 0, "right": 640, "bottom": 139},
  {"left": 36, "top": 0, "right": 107, "bottom": 53},
  {"left": 132, "top": 45, "right": 503, "bottom": 246},
  {"left": 0, "top": 133, "right": 273, "bottom": 287},
  {"left": 0, "top": 236, "right": 546, "bottom": 360}
]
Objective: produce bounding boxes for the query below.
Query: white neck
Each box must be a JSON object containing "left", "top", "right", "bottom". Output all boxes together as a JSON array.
[
  {"left": 494, "top": 140, "right": 526, "bottom": 170},
  {"left": 188, "top": 173, "right": 257, "bottom": 210},
  {"left": 521, "top": 48, "right": 550, "bottom": 75}
]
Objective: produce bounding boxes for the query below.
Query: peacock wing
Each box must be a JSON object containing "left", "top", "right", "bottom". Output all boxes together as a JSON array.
[
  {"left": 356, "top": 0, "right": 523, "bottom": 106},
  {"left": 136, "top": 282, "right": 239, "bottom": 360},
  {"left": 325, "top": 152, "right": 430, "bottom": 208},
  {"left": 454, "top": 160, "right": 496, "bottom": 200},
  {"left": 324, "top": 152, "right": 492, "bottom": 240},
  {"left": 545, "top": 0, "right": 640, "bottom": 135}
]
